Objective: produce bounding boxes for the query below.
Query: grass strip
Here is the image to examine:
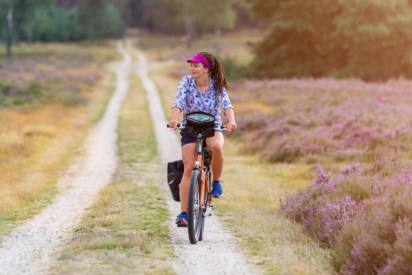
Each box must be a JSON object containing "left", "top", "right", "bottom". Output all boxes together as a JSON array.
[{"left": 51, "top": 75, "right": 174, "bottom": 274}]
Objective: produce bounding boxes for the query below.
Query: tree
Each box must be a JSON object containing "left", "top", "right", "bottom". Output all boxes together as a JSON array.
[
  {"left": 335, "top": 0, "right": 412, "bottom": 80},
  {"left": 251, "top": 0, "right": 412, "bottom": 80},
  {"left": 56, "top": 0, "right": 81, "bottom": 8},
  {"left": 127, "top": 0, "right": 185, "bottom": 34},
  {"left": 6, "top": 1, "right": 13, "bottom": 58},
  {"left": 126, "top": 0, "right": 238, "bottom": 50},
  {"left": 198, "top": 0, "right": 237, "bottom": 53},
  {"left": 1, "top": 0, "right": 53, "bottom": 57},
  {"left": 180, "top": 0, "right": 197, "bottom": 49},
  {"left": 177, "top": 0, "right": 237, "bottom": 51},
  {"left": 77, "top": 0, "right": 113, "bottom": 38},
  {"left": 27, "top": 0, "right": 125, "bottom": 41},
  {"left": 251, "top": 0, "right": 345, "bottom": 78}
]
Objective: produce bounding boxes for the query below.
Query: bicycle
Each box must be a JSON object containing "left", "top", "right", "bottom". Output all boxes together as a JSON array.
[{"left": 168, "top": 111, "right": 225, "bottom": 244}]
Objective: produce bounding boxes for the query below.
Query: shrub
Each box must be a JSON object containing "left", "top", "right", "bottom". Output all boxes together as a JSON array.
[
  {"left": 233, "top": 78, "right": 412, "bottom": 164},
  {"left": 219, "top": 55, "right": 246, "bottom": 81},
  {"left": 281, "top": 160, "right": 412, "bottom": 273},
  {"left": 334, "top": 184, "right": 412, "bottom": 274},
  {"left": 0, "top": 80, "right": 14, "bottom": 95},
  {"left": 281, "top": 163, "right": 365, "bottom": 246},
  {"left": 265, "top": 141, "right": 303, "bottom": 163},
  {"left": 30, "top": 7, "right": 85, "bottom": 41}
]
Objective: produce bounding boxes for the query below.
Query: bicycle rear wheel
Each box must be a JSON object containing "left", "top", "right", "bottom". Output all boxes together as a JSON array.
[{"left": 188, "top": 169, "right": 203, "bottom": 244}]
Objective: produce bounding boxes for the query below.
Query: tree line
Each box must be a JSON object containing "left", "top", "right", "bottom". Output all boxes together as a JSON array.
[
  {"left": 2, "top": 0, "right": 412, "bottom": 81},
  {"left": 0, "top": 0, "right": 126, "bottom": 53},
  {"left": 0, "top": 0, "right": 251, "bottom": 57}
]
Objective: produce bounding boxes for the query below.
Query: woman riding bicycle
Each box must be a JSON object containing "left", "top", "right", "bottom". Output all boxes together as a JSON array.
[{"left": 168, "top": 52, "right": 237, "bottom": 227}]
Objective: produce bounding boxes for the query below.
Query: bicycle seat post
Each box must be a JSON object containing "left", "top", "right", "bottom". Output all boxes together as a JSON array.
[{"left": 195, "top": 135, "right": 204, "bottom": 169}]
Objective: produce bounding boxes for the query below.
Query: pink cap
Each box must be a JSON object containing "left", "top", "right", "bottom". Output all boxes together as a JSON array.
[{"left": 187, "top": 52, "right": 210, "bottom": 70}]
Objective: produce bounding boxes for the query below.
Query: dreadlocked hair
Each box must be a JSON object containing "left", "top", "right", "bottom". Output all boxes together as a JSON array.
[{"left": 200, "top": 52, "right": 230, "bottom": 95}]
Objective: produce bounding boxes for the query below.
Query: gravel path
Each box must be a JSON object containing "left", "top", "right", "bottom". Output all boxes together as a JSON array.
[
  {"left": 0, "top": 41, "right": 131, "bottom": 275},
  {"left": 132, "top": 45, "right": 259, "bottom": 275}
]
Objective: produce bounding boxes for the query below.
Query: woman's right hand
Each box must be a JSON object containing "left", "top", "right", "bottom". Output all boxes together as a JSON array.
[
  {"left": 169, "top": 107, "right": 181, "bottom": 129},
  {"left": 168, "top": 120, "right": 179, "bottom": 129}
]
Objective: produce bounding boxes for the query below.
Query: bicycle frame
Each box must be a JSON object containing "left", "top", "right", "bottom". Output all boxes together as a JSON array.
[
  {"left": 170, "top": 123, "right": 223, "bottom": 244},
  {"left": 193, "top": 132, "right": 207, "bottom": 207}
]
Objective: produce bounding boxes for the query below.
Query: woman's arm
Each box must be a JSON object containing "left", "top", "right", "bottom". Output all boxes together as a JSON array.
[
  {"left": 169, "top": 76, "right": 188, "bottom": 128},
  {"left": 220, "top": 88, "right": 237, "bottom": 133},
  {"left": 224, "top": 108, "right": 237, "bottom": 133},
  {"left": 169, "top": 107, "right": 181, "bottom": 128}
]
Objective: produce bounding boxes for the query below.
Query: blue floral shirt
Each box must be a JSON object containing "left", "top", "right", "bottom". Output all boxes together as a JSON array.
[{"left": 172, "top": 75, "right": 234, "bottom": 124}]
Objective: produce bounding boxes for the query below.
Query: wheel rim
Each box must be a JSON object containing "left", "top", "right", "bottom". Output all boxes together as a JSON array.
[
  {"left": 193, "top": 185, "right": 201, "bottom": 237},
  {"left": 188, "top": 170, "right": 203, "bottom": 244}
]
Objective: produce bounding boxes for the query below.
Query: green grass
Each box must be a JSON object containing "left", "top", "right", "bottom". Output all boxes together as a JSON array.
[{"left": 51, "top": 75, "right": 174, "bottom": 274}]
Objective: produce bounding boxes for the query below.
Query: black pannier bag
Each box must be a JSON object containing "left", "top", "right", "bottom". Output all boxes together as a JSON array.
[{"left": 167, "top": 159, "right": 184, "bottom": 202}]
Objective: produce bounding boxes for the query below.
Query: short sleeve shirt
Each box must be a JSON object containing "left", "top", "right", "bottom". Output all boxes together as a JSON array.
[{"left": 172, "top": 75, "right": 233, "bottom": 124}]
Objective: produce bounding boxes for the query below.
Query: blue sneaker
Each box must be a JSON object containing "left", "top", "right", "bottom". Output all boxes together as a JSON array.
[
  {"left": 212, "top": 180, "right": 223, "bottom": 198},
  {"left": 176, "top": 212, "right": 188, "bottom": 227}
]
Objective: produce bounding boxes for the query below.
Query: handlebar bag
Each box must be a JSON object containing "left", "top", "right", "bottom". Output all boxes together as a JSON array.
[
  {"left": 186, "top": 111, "right": 215, "bottom": 131},
  {"left": 167, "top": 159, "right": 184, "bottom": 202}
]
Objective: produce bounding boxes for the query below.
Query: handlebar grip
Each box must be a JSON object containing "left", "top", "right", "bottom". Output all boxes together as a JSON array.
[{"left": 167, "top": 123, "right": 181, "bottom": 128}]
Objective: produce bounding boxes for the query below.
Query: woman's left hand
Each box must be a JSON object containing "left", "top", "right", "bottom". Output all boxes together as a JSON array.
[{"left": 226, "top": 121, "right": 237, "bottom": 133}]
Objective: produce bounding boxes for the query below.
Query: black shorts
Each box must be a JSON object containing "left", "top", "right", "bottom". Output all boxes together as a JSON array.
[
  {"left": 180, "top": 131, "right": 197, "bottom": 146},
  {"left": 180, "top": 131, "right": 222, "bottom": 147}
]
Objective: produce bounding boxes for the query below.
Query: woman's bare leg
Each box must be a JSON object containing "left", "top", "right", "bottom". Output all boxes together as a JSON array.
[
  {"left": 206, "top": 131, "right": 224, "bottom": 181},
  {"left": 180, "top": 143, "right": 196, "bottom": 212}
]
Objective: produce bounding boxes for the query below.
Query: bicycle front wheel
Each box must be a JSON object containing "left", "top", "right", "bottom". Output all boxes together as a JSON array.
[
  {"left": 199, "top": 169, "right": 211, "bottom": 241},
  {"left": 188, "top": 169, "right": 203, "bottom": 244}
]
